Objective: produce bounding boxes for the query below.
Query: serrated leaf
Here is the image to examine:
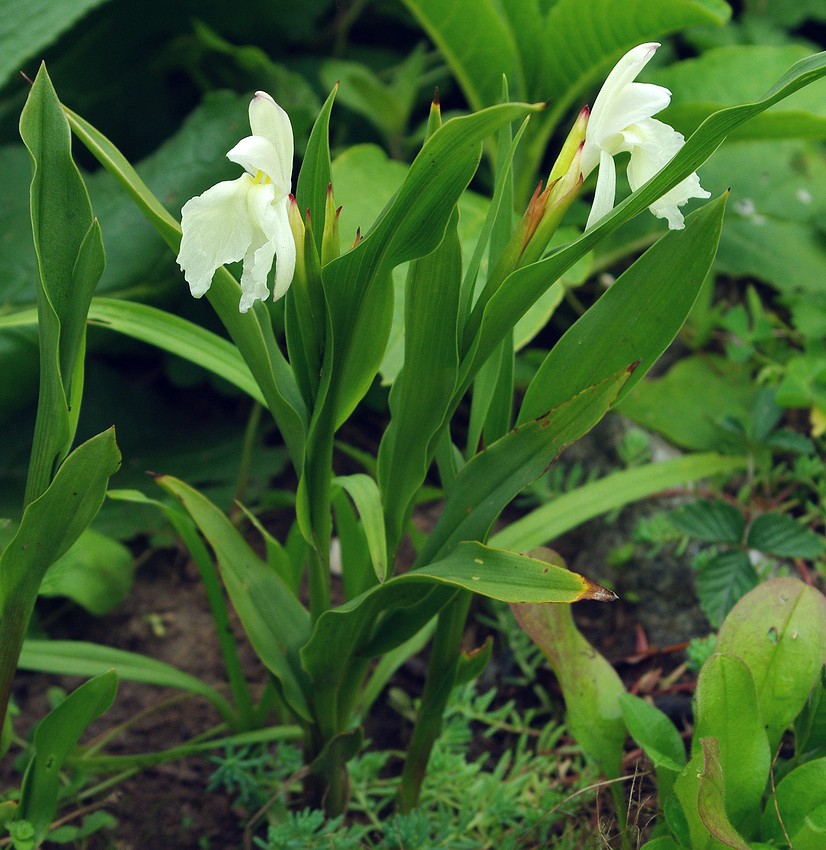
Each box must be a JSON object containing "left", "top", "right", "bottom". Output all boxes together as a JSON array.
[
  {"left": 671, "top": 499, "right": 745, "bottom": 544},
  {"left": 695, "top": 549, "right": 758, "bottom": 628},
  {"left": 747, "top": 512, "right": 826, "bottom": 559}
]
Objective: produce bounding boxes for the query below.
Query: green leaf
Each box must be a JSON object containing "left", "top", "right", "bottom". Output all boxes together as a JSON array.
[
  {"left": 656, "top": 45, "right": 826, "bottom": 139},
  {"left": 465, "top": 50, "right": 826, "bottom": 386},
  {"left": 619, "top": 355, "right": 757, "bottom": 451},
  {"left": 377, "top": 208, "right": 462, "bottom": 555},
  {"left": 695, "top": 549, "right": 758, "bottom": 629},
  {"left": 695, "top": 737, "right": 751, "bottom": 850},
  {"left": 17, "top": 671, "right": 117, "bottom": 845},
  {"left": 39, "top": 529, "right": 132, "bottom": 615},
  {"left": 19, "top": 64, "right": 105, "bottom": 503},
  {"left": 334, "top": 474, "right": 387, "bottom": 583},
  {"left": 491, "top": 453, "right": 747, "bottom": 552},
  {"left": 320, "top": 101, "right": 538, "bottom": 429},
  {"left": 296, "top": 85, "right": 337, "bottom": 254},
  {"left": 302, "top": 541, "right": 611, "bottom": 739},
  {"left": 401, "top": 0, "right": 525, "bottom": 110},
  {"left": 154, "top": 474, "right": 312, "bottom": 722},
  {"left": 716, "top": 577, "right": 826, "bottom": 750},
  {"left": 418, "top": 366, "right": 633, "bottom": 567},
  {"left": 692, "top": 654, "right": 771, "bottom": 832},
  {"left": 518, "top": 195, "right": 726, "bottom": 425},
  {"left": 18, "top": 640, "right": 233, "bottom": 723},
  {"left": 747, "top": 512, "right": 826, "bottom": 559},
  {"left": 0, "top": 0, "right": 112, "bottom": 88},
  {"left": 0, "top": 428, "right": 120, "bottom": 609},
  {"left": 512, "top": 597, "right": 627, "bottom": 778},
  {"left": 670, "top": 499, "right": 745, "bottom": 544},
  {"left": 761, "top": 758, "right": 826, "bottom": 850},
  {"left": 86, "top": 298, "right": 265, "bottom": 405},
  {"left": 619, "top": 692, "right": 685, "bottom": 800}
]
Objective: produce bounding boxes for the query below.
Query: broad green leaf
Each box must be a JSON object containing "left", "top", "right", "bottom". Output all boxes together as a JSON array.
[
  {"left": 716, "top": 577, "right": 826, "bottom": 750},
  {"left": 302, "top": 541, "right": 612, "bottom": 738},
  {"left": 639, "top": 839, "right": 684, "bottom": 850},
  {"left": 619, "top": 355, "right": 757, "bottom": 451},
  {"left": 746, "top": 512, "right": 826, "bottom": 559},
  {"left": 63, "top": 104, "right": 307, "bottom": 471},
  {"left": 19, "top": 64, "right": 105, "bottom": 503},
  {"left": 761, "top": 758, "right": 826, "bottom": 850},
  {"left": 85, "top": 298, "right": 265, "bottom": 405},
  {"left": 378, "top": 209, "right": 462, "bottom": 555},
  {"left": 695, "top": 738, "right": 752, "bottom": 850},
  {"left": 401, "top": 0, "right": 525, "bottom": 110},
  {"left": 0, "top": 0, "right": 112, "bottom": 88},
  {"left": 465, "top": 50, "right": 826, "bottom": 388},
  {"left": 417, "top": 366, "right": 633, "bottom": 567},
  {"left": 670, "top": 499, "right": 745, "bottom": 544},
  {"left": 695, "top": 550, "right": 758, "bottom": 629},
  {"left": 619, "top": 692, "right": 685, "bottom": 801},
  {"left": 154, "top": 474, "right": 312, "bottom": 722},
  {"left": 17, "top": 671, "right": 117, "bottom": 845},
  {"left": 334, "top": 474, "right": 387, "bottom": 583},
  {"left": 18, "top": 640, "right": 233, "bottom": 723},
  {"left": 656, "top": 45, "right": 826, "bottom": 138},
  {"left": 512, "top": 593, "right": 626, "bottom": 778},
  {"left": 692, "top": 654, "right": 771, "bottom": 832},
  {"left": 491, "top": 453, "right": 747, "bottom": 552},
  {"left": 39, "top": 529, "right": 132, "bottom": 615},
  {"left": 518, "top": 194, "right": 726, "bottom": 425}
]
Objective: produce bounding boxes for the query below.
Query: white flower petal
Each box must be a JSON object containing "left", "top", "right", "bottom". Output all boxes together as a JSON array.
[
  {"left": 238, "top": 183, "right": 278, "bottom": 312},
  {"left": 227, "top": 136, "right": 289, "bottom": 193},
  {"left": 589, "top": 43, "right": 660, "bottom": 134},
  {"left": 249, "top": 91, "right": 294, "bottom": 190},
  {"left": 585, "top": 149, "right": 617, "bottom": 230},
  {"left": 270, "top": 195, "right": 297, "bottom": 301},
  {"left": 177, "top": 175, "right": 254, "bottom": 297}
]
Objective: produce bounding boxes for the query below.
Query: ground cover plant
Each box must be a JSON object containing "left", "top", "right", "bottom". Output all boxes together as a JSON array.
[{"left": 0, "top": 1, "right": 825, "bottom": 847}]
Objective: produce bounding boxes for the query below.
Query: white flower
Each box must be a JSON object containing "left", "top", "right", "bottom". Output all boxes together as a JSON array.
[
  {"left": 582, "top": 43, "right": 710, "bottom": 230},
  {"left": 177, "top": 91, "right": 296, "bottom": 312}
]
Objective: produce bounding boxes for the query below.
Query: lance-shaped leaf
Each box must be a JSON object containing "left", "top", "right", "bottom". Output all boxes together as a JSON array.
[
  {"left": 317, "top": 101, "right": 539, "bottom": 431},
  {"left": 17, "top": 670, "right": 117, "bottom": 846},
  {"left": 154, "top": 474, "right": 313, "bottom": 722},
  {"left": 334, "top": 474, "right": 387, "bottom": 583},
  {"left": 417, "top": 365, "right": 634, "bottom": 567},
  {"left": 512, "top": 586, "right": 626, "bottom": 779},
  {"left": 491, "top": 453, "right": 747, "bottom": 552},
  {"left": 462, "top": 51, "right": 826, "bottom": 390},
  {"left": 378, "top": 208, "right": 462, "bottom": 556},
  {"left": 64, "top": 105, "right": 307, "bottom": 471},
  {"left": 518, "top": 193, "right": 726, "bottom": 424},
  {"left": 302, "top": 541, "right": 612, "bottom": 739},
  {"left": 19, "top": 64, "right": 105, "bottom": 504},
  {"left": 716, "top": 577, "right": 826, "bottom": 751},
  {"left": 0, "top": 428, "right": 120, "bottom": 639}
]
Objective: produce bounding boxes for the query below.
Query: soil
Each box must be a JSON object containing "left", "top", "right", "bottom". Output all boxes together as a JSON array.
[{"left": 3, "top": 418, "right": 702, "bottom": 850}]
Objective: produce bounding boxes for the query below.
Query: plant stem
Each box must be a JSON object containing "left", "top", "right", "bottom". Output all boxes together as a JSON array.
[
  {"left": 229, "top": 400, "right": 263, "bottom": 523},
  {"left": 397, "top": 590, "right": 470, "bottom": 812}
]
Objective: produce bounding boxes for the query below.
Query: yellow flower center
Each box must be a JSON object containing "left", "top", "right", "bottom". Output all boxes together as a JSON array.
[{"left": 253, "top": 169, "right": 271, "bottom": 185}]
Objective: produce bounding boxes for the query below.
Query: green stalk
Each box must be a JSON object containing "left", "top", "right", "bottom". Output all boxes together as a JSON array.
[
  {"left": 397, "top": 589, "right": 469, "bottom": 812},
  {"left": 229, "top": 401, "right": 263, "bottom": 523}
]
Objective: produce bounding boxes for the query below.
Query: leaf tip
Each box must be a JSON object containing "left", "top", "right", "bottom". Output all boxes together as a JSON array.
[{"left": 582, "top": 578, "right": 618, "bottom": 602}]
